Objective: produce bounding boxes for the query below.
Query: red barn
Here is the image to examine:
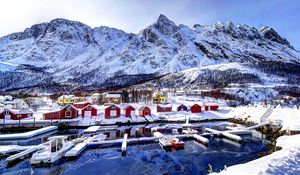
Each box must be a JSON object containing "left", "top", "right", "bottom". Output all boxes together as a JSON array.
[
  {"left": 139, "top": 106, "right": 151, "bottom": 117},
  {"left": 124, "top": 105, "right": 135, "bottom": 118},
  {"left": 81, "top": 105, "right": 97, "bottom": 117},
  {"left": 0, "top": 109, "right": 33, "bottom": 120},
  {"left": 105, "top": 105, "right": 120, "bottom": 119},
  {"left": 43, "top": 105, "right": 78, "bottom": 120},
  {"left": 191, "top": 104, "right": 202, "bottom": 113},
  {"left": 204, "top": 105, "right": 209, "bottom": 111},
  {"left": 73, "top": 102, "right": 91, "bottom": 109},
  {"left": 177, "top": 104, "right": 188, "bottom": 111},
  {"left": 157, "top": 104, "right": 172, "bottom": 113}
]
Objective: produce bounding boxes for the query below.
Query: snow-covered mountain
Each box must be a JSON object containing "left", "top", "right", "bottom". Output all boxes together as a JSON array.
[{"left": 0, "top": 14, "right": 299, "bottom": 99}]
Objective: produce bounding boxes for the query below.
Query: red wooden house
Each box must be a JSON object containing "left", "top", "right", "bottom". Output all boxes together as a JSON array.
[
  {"left": 177, "top": 104, "right": 188, "bottom": 111},
  {"left": 157, "top": 104, "right": 172, "bottom": 113},
  {"left": 81, "top": 105, "right": 97, "bottom": 117},
  {"left": 210, "top": 105, "right": 219, "bottom": 111},
  {"left": 139, "top": 106, "right": 151, "bottom": 117},
  {"left": 124, "top": 105, "right": 135, "bottom": 118},
  {"left": 191, "top": 104, "right": 202, "bottom": 113},
  {"left": 72, "top": 102, "right": 91, "bottom": 109},
  {"left": 204, "top": 103, "right": 219, "bottom": 111},
  {"left": 105, "top": 105, "right": 120, "bottom": 119},
  {"left": 0, "top": 109, "right": 33, "bottom": 120},
  {"left": 43, "top": 105, "right": 78, "bottom": 120}
]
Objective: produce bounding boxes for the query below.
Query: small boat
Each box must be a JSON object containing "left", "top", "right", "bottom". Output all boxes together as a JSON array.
[
  {"left": 169, "top": 138, "right": 184, "bottom": 148},
  {"left": 158, "top": 138, "right": 172, "bottom": 148},
  {"left": 182, "top": 128, "right": 198, "bottom": 134},
  {"left": 30, "top": 136, "right": 73, "bottom": 165}
]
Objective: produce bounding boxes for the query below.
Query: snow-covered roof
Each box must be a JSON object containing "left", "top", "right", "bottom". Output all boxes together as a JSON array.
[
  {"left": 158, "top": 103, "right": 172, "bottom": 108},
  {"left": 8, "top": 108, "right": 33, "bottom": 115},
  {"left": 105, "top": 94, "right": 121, "bottom": 98},
  {"left": 1, "top": 99, "right": 22, "bottom": 105}
]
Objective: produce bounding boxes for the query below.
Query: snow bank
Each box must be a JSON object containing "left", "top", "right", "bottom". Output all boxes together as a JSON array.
[
  {"left": 0, "top": 126, "right": 58, "bottom": 140},
  {"left": 215, "top": 134, "right": 300, "bottom": 175}
]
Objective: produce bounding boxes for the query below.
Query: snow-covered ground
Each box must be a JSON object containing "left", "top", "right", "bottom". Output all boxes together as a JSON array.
[
  {"left": 215, "top": 134, "right": 300, "bottom": 175},
  {"left": 223, "top": 105, "right": 300, "bottom": 131}
]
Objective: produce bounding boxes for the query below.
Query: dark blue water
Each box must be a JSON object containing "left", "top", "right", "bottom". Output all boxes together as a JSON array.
[{"left": 0, "top": 135, "right": 269, "bottom": 175}]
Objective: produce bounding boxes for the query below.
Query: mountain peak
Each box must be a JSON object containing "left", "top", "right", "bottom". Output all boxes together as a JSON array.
[
  {"left": 156, "top": 14, "right": 176, "bottom": 26},
  {"left": 260, "top": 26, "right": 292, "bottom": 48}
]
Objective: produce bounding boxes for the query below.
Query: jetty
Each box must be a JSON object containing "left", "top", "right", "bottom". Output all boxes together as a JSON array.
[
  {"left": 6, "top": 144, "right": 43, "bottom": 166},
  {"left": 205, "top": 128, "right": 242, "bottom": 142},
  {"left": 65, "top": 142, "right": 87, "bottom": 158},
  {"left": 83, "top": 126, "right": 100, "bottom": 134},
  {"left": 0, "top": 126, "right": 58, "bottom": 140}
]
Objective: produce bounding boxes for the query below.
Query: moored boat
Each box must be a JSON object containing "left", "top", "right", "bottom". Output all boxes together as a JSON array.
[
  {"left": 169, "top": 138, "right": 184, "bottom": 148},
  {"left": 30, "top": 136, "right": 73, "bottom": 165}
]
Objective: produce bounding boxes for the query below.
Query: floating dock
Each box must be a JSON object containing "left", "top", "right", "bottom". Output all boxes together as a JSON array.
[
  {"left": 0, "top": 126, "right": 58, "bottom": 140},
  {"left": 205, "top": 128, "right": 242, "bottom": 142},
  {"left": 6, "top": 144, "right": 43, "bottom": 166},
  {"left": 65, "top": 142, "right": 87, "bottom": 158},
  {"left": 83, "top": 126, "right": 101, "bottom": 134},
  {"left": 192, "top": 134, "right": 209, "bottom": 145}
]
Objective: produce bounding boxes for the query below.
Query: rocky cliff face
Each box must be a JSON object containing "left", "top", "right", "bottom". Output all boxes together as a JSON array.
[{"left": 0, "top": 14, "right": 299, "bottom": 98}]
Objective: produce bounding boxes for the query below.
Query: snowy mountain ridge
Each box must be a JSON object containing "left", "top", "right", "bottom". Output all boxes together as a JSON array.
[{"left": 0, "top": 14, "right": 299, "bottom": 95}]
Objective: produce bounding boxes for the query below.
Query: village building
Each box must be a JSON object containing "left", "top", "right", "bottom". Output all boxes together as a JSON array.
[
  {"left": 0, "top": 108, "right": 33, "bottom": 120},
  {"left": 0, "top": 99, "right": 29, "bottom": 109},
  {"left": 123, "top": 105, "right": 135, "bottom": 118},
  {"left": 190, "top": 104, "right": 202, "bottom": 113},
  {"left": 157, "top": 104, "right": 172, "bottom": 112},
  {"left": 90, "top": 93, "right": 103, "bottom": 104},
  {"left": 57, "top": 95, "right": 85, "bottom": 106},
  {"left": 81, "top": 105, "right": 97, "bottom": 117},
  {"left": 152, "top": 91, "right": 167, "bottom": 104},
  {"left": 43, "top": 105, "right": 78, "bottom": 120},
  {"left": 204, "top": 103, "right": 219, "bottom": 111},
  {"left": 139, "top": 106, "right": 151, "bottom": 117},
  {"left": 177, "top": 104, "right": 188, "bottom": 111},
  {"left": 105, "top": 105, "right": 121, "bottom": 119},
  {"left": 105, "top": 93, "right": 122, "bottom": 104}
]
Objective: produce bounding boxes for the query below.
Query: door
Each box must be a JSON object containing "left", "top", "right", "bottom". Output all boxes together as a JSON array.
[
  {"left": 130, "top": 110, "right": 135, "bottom": 117},
  {"left": 110, "top": 110, "right": 117, "bottom": 117},
  {"left": 84, "top": 111, "right": 92, "bottom": 117},
  {"left": 144, "top": 110, "right": 149, "bottom": 116}
]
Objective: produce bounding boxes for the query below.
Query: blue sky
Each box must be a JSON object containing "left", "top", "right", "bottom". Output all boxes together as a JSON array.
[{"left": 0, "top": 0, "right": 299, "bottom": 49}]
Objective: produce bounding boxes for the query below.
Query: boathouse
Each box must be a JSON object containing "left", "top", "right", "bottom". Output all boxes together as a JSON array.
[
  {"left": 124, "top": 105, "right": 135, "bottom": 117},
  {"left": 81, "top": 105, "right": 97, "bottom": 117},
  {"left": 205, "top": 103, "right": 219, "bottom": 111},
  {"left": 43, "top": 105, "right": 78, "bottom": 120},
  {"left": 157, "top": 104, "right": 172, "bottom": 113},
  {"left": 177, "top": 104, "right": 188, "bottom": 111},
  {"left": 105, "top": 105, "right": 120, "bottom": 119},
  {"left": 0, "top": 108, "right": 33, "bottom": 120},
  {"left": 139, "top": 106, "right": 151, "bottom": 117},
  {"left": 190, "top": 104, "right": 202, "bottom": 113}
]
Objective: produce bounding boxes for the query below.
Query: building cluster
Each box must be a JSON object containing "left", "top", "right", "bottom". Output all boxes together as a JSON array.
[
  {"left": 0, "top": 95, "right": 33, "bottom": 120},
  {"left": 0, "top": 91, "right": 220, "bottom": 121}
]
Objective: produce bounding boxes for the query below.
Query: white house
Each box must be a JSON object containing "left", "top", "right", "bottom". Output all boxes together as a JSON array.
[{"left": 1, "top": 99, "right": 29, "bottom": 109}]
